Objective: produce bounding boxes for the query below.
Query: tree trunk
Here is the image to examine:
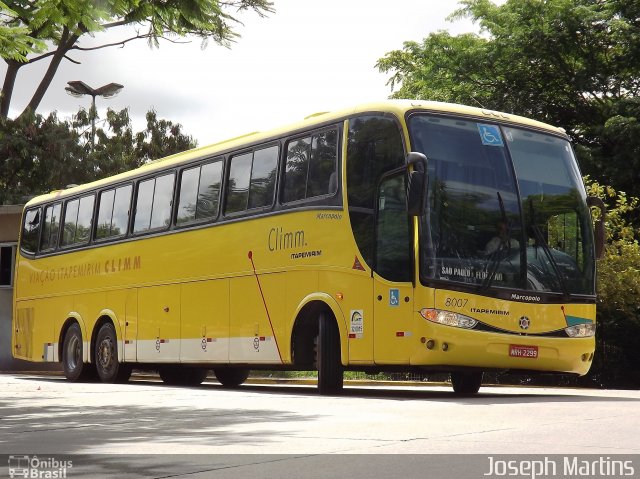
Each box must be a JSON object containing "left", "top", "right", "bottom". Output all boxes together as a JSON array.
[
  {"left": 18, "top": 30, "right": 79, "bottom": 120},
  {"left": 1, "top": 60, "right": 21, "bottom": 118}
]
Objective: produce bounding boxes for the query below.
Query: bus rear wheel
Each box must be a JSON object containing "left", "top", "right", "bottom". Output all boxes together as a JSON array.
[
  {"left": 62, "top": 323, "right": 96, "bottom": 382},
  {"left": 95, "top": 322, "right": 131, "bottom": 383},
  {"left": 214, "top": 368, "right": 249, "bottom": 387},
  {"left": 159, "top": 366, "right": 208, "bottom": 386},
  {"left": 316, "top": 312, "right": 343, "bottom": 395},
  {"left": 451, "top": 371, "right": 483, "bottom": 395}
]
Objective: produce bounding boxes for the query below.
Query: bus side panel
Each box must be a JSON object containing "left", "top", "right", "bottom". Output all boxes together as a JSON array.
[
  {"left": 70, "top": 292, "right": 106, "bottom": 362},
  {"left": 180, "top": 279, "right": 230, "bottom": 363},
  {"left": 285, "top": 270, "right": 319, "bottom": 364},
  {"left": 102, "top": 289, "right": 130, "bottom": 362},
  {"left": 319, "top": 270, "right": 373, "bottom": 365},
  {"left": 229, "top": 273, "right": 284, "bottom": 364},
  {"left": 137, "top": 284, "right": 181, "bottom": 363},
  {"left": 124, "top": 288, "right": 137, "bottom": 362},
  {"left": 72, "top": 291, "right": 108, "bottom": 359},
  {"left": 32, "top": 296, "right": 69, "bottom": 362},
  {"left": 13, "top": 302, "right": 35, "bottom": 361}
]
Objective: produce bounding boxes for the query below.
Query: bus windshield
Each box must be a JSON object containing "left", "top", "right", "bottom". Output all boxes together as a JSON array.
[{"left": 409, "top": 114, "right": 595, "bottom": 296}]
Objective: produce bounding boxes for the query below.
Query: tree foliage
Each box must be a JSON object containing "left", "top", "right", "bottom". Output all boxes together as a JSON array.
[
  {"left": 0, "top": 0, "right": 45, "bottom": 61},
  {"left": 0, "top": 0, "right": 274, "bottom": 118},
  {"left": 377, "top": 0, "right": 640, "bottom": 198},
  {"left": 0, "top": 107, "right": 196, "bottom": 204},
  {"left": 584, "top": 178, "right": 640, "bottom": 388}
]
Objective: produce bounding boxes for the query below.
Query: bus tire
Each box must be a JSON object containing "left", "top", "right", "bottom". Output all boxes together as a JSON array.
[
  {"left": 451, "top": 371, "right": 483, "bottom": 395},
  {"left": 62, "top": 323, "right": 96, "bottom": 382},
  {"left": 159, "top": 366, "right": 208, "bottom": 386},
  {"left": 214, "top": 368, "right": 249, "bottom": 387},
  {"left": 95, "top": 322, "right": 131, "bottom": 383},
  {"left": 317, "top": 312, "right": 343, "bottom": 395}
]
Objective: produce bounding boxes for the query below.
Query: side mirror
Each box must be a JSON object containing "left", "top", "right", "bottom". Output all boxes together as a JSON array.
[
  {"left": 406, "top": 152, "right": 428, "bottom": 216},
  {"left": 586, "top": 196, "right": 606, "bottom": 259}
]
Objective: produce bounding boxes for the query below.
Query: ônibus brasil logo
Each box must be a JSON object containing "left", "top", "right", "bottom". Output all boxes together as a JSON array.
[{"left": 8, "top": 455, "right": 73, "bottom": 478}]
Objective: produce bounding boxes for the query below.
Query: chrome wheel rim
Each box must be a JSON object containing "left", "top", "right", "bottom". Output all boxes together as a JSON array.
[
  {"left": 97, "top": 336, "right": 114, "bottom": 371},
  {"left": 66, "top": 335, "right": 81, "bottom": 370}
]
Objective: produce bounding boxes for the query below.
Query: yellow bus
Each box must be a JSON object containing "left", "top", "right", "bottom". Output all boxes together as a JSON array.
[{"left": 12, "top": 100, "right": 604, "bottom": 394}]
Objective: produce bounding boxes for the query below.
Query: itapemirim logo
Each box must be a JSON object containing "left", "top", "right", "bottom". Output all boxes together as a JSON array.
[{"left": 8, "top": 455, "right": 73, "bottom": 478}]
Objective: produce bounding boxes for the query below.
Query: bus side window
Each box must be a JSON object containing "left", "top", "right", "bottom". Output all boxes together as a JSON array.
[
  {"left": 134, "top": 173, "right": 175, "bottom": 233},
  {"left": 225, "top": 152, "right": 252, "bottom": 214},
  {"left": 20, "top": 208, "right": 41, "bottom": 255},
  {"left": 283, "top": 129, "right": 338, "bottom": 203},
  {"left": 226, "top": 145, "right": 278, "bottom": 214},
  {"left": 40, "top": 203, "right": 61, "bottom": 252},
  {"left": 61, "top": 198, "right": 80, "bottom": 246},
  {"left": 283, "top": 137, "right": 310, "bottom": 203},
  {"left": 177, "top": 159, "right": 223, "bottom": 225},
  {"left": 96, "top": 184, "right": 132, "bottom": 239},
  {"left": 248, "top": 145, "right": 278, "bottom": 209},
  {"left": 347, "top": 115, "right": 405, "bottom": 267},
  {"left": 61, "top": 194, "right": 94, "bottom": 246}
]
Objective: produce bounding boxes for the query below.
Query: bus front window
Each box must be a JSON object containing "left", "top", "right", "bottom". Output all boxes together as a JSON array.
[
  {"left": 409, "top": 115, "right": 595, "bottom": 296},
  {"left": 507, "top": 127, "right": 595, "bottom": 295},
  {"left": 410, "top": 115, "right": 524, "bottom": 290}
]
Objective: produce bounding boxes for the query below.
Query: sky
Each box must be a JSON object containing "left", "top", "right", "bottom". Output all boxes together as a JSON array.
[{"left": 3, "top": 0, "right": 481, "bottom": 146}]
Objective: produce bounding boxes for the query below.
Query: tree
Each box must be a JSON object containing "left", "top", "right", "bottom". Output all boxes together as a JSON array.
[
  {"left": 584, "top": 178, "right": 640, "bottom": 388},
  {"left": 0, "top": 107, "right": 197, "bottom": 204},
  {"left": 82, "top": 107, "right": 197, "bottom": 176},
  {"left": 0, "top": 0, "right": 274, "bottom": 119},
  {"left": 0, "top": 0, "right": 44, "bottom": 62},
  {"left": 0, "top": 110, "right": 84, "bottom": 203},
  {"left": 377, "top": 0, "right": 640, "bottom": 197}
]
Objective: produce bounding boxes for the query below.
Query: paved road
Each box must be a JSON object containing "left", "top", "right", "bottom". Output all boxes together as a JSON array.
[{"left": 1, "top": 373, "right": 639, "bottom": 477}]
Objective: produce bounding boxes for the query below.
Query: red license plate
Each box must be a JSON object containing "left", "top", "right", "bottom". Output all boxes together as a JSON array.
[{"left": 509, "top": 344, "right": 538, "bottom": 359}]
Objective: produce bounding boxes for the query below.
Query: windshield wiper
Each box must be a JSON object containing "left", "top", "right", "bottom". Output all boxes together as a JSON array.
[
  {"left": 528, "top": 199, "right": 570, "bottom": 298},
  {"left": 480, "top": 192, "right": 512, "bottom": 291}
]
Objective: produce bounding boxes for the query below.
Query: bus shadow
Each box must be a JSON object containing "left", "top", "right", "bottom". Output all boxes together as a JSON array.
[
  {"left": 16, "top": 374, "right": 640, "bottom": 405},
  {"left": 145, "top": 377, "right": 640, "bottom": 404}
]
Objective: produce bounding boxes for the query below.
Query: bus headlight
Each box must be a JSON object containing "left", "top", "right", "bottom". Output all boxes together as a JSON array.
[
  {"left": 565, "top": 322, "right": 596, "bottom": 338},
  {"left": 420, "top": 308, "right": 478, "bottom": 329}
]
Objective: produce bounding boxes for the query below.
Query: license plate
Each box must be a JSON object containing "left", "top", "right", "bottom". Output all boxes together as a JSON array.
[{"left": 509, "top": 344, "right": 538, "bottom": 359}]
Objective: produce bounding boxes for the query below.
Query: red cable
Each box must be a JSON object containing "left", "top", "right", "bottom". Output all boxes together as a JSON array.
[{"left": 248, "top": 251, "right": 283, "bottom": 362}]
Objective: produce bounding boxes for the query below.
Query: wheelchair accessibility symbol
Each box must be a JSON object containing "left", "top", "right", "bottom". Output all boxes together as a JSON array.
[
  {"left": 477, "top": 124, "right": 504, "bottom": 147},
  {"left": 389, "top": 289, "right": 400, "bottom": 307}
]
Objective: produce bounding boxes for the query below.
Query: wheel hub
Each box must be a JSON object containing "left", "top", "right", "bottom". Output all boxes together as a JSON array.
[{"left": 98, "top": 338, "right": 113, "bottom": 369}]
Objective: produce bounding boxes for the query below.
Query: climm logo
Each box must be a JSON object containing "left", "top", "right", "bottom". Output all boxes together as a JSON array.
[
  {"left": 104, "top": 256, "right": 142, "bottom": 274},
  {"left": 268, "top": 227, "right": 306, "bottom": 251}
]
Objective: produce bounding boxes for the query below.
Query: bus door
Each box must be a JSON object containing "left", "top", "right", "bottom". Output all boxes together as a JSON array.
[{"left": 373, "top": 171, "right": 414, "bottom": 364}]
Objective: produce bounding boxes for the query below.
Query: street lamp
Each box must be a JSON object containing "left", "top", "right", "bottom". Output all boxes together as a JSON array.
[{"left": 65, "top": 81, "right": 124, "bottom": 152}]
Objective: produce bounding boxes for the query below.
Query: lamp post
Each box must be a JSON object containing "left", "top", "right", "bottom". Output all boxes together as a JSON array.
[{"left": 65, "top": 81, "right": 124, "bottom": 152}]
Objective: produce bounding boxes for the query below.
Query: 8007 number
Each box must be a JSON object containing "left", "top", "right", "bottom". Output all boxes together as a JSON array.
[{"left": 444, "top": 297, "right": 468, "bottom": 308}]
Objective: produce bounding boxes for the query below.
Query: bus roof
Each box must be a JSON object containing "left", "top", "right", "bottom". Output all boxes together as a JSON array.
[{"left": 25, "top": 99, "right": 565, "bottom": 207}]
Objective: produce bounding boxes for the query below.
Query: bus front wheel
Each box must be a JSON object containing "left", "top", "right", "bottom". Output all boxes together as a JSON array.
[
  {"left": 451, "top": 371, "right": 483, "bottom": 395},
  {"left": 316, "top": 312, "right": 343, "bottom": 395},
  {"left": 95, "top": 322, "right": 131, "bottom": 383},
  {"left": 62, "top": 323, "right": 96, "bottom": 382}
]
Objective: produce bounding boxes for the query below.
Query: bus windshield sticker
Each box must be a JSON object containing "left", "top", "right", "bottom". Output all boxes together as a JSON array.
[{"left": 477, "top": 124, "right": 504, "bottom": 147}]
